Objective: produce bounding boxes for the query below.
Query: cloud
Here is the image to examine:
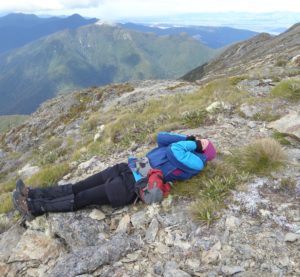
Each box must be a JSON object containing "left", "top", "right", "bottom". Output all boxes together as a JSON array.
[
  {"left": 59, "top": 0, "right": 103, "bottom": 9},
  {"left": 0, "top": 0, "right": 299, "bottom": 14},
  {"left": 0, "top": 0, "right": 103, "bottom": 12}
]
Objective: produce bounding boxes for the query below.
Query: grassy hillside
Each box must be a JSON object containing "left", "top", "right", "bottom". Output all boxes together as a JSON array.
[{"left": 0, "top": 24, "right": 216, "bottom": 115}]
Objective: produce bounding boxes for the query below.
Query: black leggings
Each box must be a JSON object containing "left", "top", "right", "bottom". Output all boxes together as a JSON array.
[
  {"left": 72, "top": 165, "right": 117, "bottom": 209},
  {"left": 28, "top": 163, "right": 135, "bottom": 211},
  {"left": 73, "top": 163, "right": 136, "bottom": 208}
]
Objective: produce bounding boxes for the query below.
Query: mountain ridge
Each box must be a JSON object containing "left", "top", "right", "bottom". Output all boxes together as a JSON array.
[
  {"left": 182, "top": 22, "right": 300, "bottom": 82},
  {"left": 0, "top": 23, "right": 216, "bottom": 115},
  {"left": 0, "top": 13, "right": 98, "bottom": 54},
  {"left": 120, "top": 22, "right": 258, "bottom": 48}
]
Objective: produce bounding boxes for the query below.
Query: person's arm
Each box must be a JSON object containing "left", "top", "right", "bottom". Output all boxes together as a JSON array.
[
  {"left": 167, "top": 140, "right": 205, "bottom": 172},
  {"left": 156, "top": 132, "right": 190, "bottom": 147}
]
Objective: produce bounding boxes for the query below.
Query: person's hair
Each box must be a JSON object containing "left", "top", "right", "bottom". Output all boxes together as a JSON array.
[{"left": 196, "top": 140, "right": 204, "bottom": 153}]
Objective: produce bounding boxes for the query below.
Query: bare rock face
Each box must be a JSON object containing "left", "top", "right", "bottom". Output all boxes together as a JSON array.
[
  {"left": 8, "top": 230, "right": 63, "bottom": 263},
  {"left": 0, "top": 225, "right": 25, "bottom": 262},
  {"left": 268, "top": 111, "right": 300, "bottom": 139},
  {"left": 47, "top": 234, "right": 142, "bottom": 277},
  {"left": 48, "top": 212, "right": 109, "bottom": 250},
  {"left": 2, "top": 229, "right": 65, "bottom": 277}
]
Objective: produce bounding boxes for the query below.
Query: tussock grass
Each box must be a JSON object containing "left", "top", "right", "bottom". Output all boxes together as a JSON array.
[
  {"left": 81, "top": 113, "right": 101, "bottom": 133},
  {"left": 280, "top": 177, "right": 297, "bottom": 191},
  {"left": 271, "top": 79, "right": 300, "bottom": 101},
  {"left": 229, "top": 75, "right": 246, "bottom": 85},
  {"left": 189, "top": 198, "right": 218, "bottom": 226},
  {"left": 252, "top": 112, "right": 280, "bottom": 122},
  {"left": 26, "top": 163, "right": 69, "bottom": 188},
  {"left": 0, "top": 193, "right": 13, "bottom": 214},
  {"left": 228, "top": 138, "right": 286, "bottom": 176},
  {"left": 0, "top": 179, "right": 17, "bottom": 194},
  {"left": 275, "top": 58, "right": 288, "bottom": 67}
]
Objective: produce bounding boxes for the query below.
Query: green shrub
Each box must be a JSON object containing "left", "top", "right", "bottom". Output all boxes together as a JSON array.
[
  {"left": 272, "top": 131, "right": 291, "bottom": 145},
  {"left": 189, "top": 198, "right": 219, "bottom": 226},
  {"left": 229, "top": 138, "right": 286, "bottom": 176},
  {"left": 181, "top": 110, "right": 207, "bottom": 128},
  {"left": 200, "top": 175, "right": 237, "bottom": 203},
  {"left": 271, "top": 80, "right": 300, "bottom": 101}
]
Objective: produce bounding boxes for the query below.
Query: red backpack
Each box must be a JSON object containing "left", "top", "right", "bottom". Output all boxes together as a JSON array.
[{"left": 135, "top": 169, "right": 172, "bottom": 204}]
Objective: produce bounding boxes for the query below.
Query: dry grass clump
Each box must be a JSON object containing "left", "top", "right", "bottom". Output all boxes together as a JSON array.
[
  {"left": 26, "top": 163, "right": 69, "bottom": 188},
  {"left": 0, "top": 193, "right": 13, "bottom": 214},
  {"left": 230, "top": 138, "right": 286, "bottom": 176}
]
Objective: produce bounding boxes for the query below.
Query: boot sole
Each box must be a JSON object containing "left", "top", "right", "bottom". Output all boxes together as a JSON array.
[
  {"left": 12, "top": 190, "right": 32, "bottom": 218},
  {"left": 16, "top": 179, "right": 28, "bottom": 197}
]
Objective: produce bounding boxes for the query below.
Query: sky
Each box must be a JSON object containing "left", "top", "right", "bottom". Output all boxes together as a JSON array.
[{"left": 1, "top": 0, "right": 300, "bottom": 19}]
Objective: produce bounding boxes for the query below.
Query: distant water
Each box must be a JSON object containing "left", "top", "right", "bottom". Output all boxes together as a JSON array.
[{"left": 121, "top": 12, "right": 300, "bottom": 34}]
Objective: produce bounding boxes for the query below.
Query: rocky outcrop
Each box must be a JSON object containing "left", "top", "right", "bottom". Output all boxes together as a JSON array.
[
  {"left": 268, "top": 111, "right": 300, "bottom": 140},
  {"left": 47, "top": 234, "right": 142, "bottom": 277}
]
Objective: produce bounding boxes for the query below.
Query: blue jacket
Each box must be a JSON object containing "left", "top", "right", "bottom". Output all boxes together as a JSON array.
[{"left": 146, "top": 132, "right": 207, "bottom": 182}]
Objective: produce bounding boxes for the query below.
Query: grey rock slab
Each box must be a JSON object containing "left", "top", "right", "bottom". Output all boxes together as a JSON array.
[
  {"left": 221, "top": 265, "right": 245, "bottom": 276},
  {"left": 240, "top": 103, "right": 263, "bottom": 118},
  {"left": 185, "top": 258, "right": 201, "bottom": 272},
  {"left": 8, "top": 230, "right": 64, "bottom": 263},
  {"left": 18, "top": 163, "right": 40, "bottom": 178},
  {"left": 47, "top": 234, "right": 142, "bottom": 277},
  {"left": 115, "top": 214, "right": 131, "bottom": 234},
  {"left": 153, "top": 261, "right": 164, "bottom": 275},
  {"left": 0, "top": 224, "right": 25, "bottom": 262},
  {"left": 131, "top": 210, "right": 149, "bottom": 228},
  {"left": 49, "top": 212, "right": 109, "bottom": 249},
  {"left": 164, "top": 260, "right": 179, "bottom": 271},
  {"left": 284, "top": 232, "right": 300, "bottom": 242},
  {"left": 145, "top": 218, "right": 159, "bottom": 243},
  {"left": 88, "top": 209, "right": 106, "bottom": 221},
  {"left": 163, "top": 269, "right": 191, "bottom": 277},
  {"left": 225, "top": 216, "right": 240, "bottom": 231},
  {"left": 268, "top": 111, "right": 300, "bottom": 139}
]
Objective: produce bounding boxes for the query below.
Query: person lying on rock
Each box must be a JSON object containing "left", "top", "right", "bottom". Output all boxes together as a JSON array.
[{"left": 12, "top": 132, "right": 216, "bottom": 220}]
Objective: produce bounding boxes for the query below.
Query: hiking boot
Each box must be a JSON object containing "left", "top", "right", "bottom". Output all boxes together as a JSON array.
[
  {"left": 12, "top": 190, "right": 30, "bottom": 216},
  {"left": 16, "top": 179, "right": 29, "bottom": 197}
]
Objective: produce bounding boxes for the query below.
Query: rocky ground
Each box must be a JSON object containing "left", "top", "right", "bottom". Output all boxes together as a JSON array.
[{"left": 0, "top": 76, "right": 299, "bottom": 277}]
